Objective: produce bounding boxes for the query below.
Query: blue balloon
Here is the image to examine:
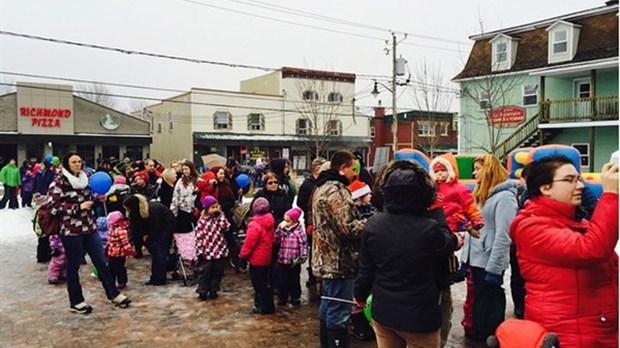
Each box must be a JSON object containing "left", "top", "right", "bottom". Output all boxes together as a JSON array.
[
  {"left": 235, "top": 173, "right": 250, "bottom": 189},
  {"left": 89, "top": 171, "right": 113, "bottom": 194},
  {"left": 44, "top": 154, "right": 53, "bottom": 164}
]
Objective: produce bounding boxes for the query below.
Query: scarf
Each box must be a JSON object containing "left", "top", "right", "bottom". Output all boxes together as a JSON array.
[{"left": 62, "top": 168, "right": 89, "bottom": 189}]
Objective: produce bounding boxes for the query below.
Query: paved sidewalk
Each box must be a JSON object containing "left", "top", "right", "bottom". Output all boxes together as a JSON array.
[{"left": 0, "top": 208, "right": 497, "bottom": 347}]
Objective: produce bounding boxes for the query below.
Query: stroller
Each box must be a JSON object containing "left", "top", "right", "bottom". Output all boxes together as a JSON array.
[
  {"left": 228, "top": 201, "right": 251, "bottom": 272},
  {"left": 168, "top": 238, "right": 196, "bottom": 286}
]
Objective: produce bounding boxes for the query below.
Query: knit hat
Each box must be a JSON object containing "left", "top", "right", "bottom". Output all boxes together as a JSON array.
[
  {"left": 202, "top": 195, "right": 218, "bottom": 210},
  {"left": 432, "top": 162, "right": 447, "bottom": 172},
  {"left": 285, "top": 207, "right": 303, "bottom": 222},
  {"left": 348, "top": 180, "right": 371, "bottom": 200},
  {"left": 107, "top": 211, "right": 124, "bottom": 226},
  {"left": 134, "top": 171, "right": 148, "bottom": 182},
  {"left": 252, "top": 197, "right": 270, "bottom": 215},
  {"left": 114, "top": 176, "right": 127, "bottom": 185}
]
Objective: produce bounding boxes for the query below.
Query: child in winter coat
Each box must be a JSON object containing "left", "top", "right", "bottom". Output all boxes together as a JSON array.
[
  {"left": 194, "top": 195, "right": 231, "bottom": 301},
  {"left": 429, "top": 154, "right": 484, "bottom": 236},
  {"left": 47, "top": 234, "right": 66, "bottom": 284},
  {"left": 32, "top": 193, "right": 51, "bottom": 263},
  {"left": 274, "top": 207, "right": 308, "bottom": 307},
  {"left": 105, "top": 211, "right": 136, "bottom": 289},
  {"left": 21, "top": 169, "right": 35, "bottom": 208},
  {"left": 195, "top": 171, "right": 218, "bottom": 205},
  {"left": 348, "top": 180, "right": 378, "bottom": 219},
  {"left": 240, "top": 197, "right": 275, "bottom": 314}
]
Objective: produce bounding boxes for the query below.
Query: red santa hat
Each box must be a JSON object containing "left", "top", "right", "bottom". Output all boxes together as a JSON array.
[
  {"left": 432, "top": 162, "right": 447, "bottom": 172},
  {"left": 348, "top": 180, "right": 371, "bottom": 200}
]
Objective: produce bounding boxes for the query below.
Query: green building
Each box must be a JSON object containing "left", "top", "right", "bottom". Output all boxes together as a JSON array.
[{"left": 453, "top": 2, "right": 618, "bottom": 171}]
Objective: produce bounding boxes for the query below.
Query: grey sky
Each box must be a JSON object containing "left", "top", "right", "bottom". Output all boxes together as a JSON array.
[{"left": 0, "top": 0, "right": 607, "bottom": 114}]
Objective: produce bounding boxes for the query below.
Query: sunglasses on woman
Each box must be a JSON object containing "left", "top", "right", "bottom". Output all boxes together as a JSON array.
[{"left": 267, "top": 181, "right": 279, "bottom": 185}]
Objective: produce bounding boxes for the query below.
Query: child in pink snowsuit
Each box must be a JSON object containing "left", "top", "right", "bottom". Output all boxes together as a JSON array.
[{"left": 47, "top": 234, "right": 67, "bottom": 284}]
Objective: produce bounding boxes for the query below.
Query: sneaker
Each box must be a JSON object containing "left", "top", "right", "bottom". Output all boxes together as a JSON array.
[
  {"left": 111, "top": 294, "right": 131, "bottom": 308},
  {"left": 70, "top": 302, "right": 93, "bottom": 315}
]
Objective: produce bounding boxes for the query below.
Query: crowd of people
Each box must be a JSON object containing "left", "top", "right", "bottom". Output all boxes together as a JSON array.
[{"left": 0, "top": 148, "right": 618, "bottom": 348}]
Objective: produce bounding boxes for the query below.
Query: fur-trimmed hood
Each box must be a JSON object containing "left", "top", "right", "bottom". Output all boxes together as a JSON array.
[
  {"left": 134, "top": 194, "right": 150, "bottom": 219},
  {"left": 429, "top": 153, "right": 459, "bottom": 183}
]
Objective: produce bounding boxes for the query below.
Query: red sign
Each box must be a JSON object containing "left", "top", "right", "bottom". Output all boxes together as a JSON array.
[
  {"left": 19, "top": 107, "right": 72, "bottom": 128},
  {"left": 489, "top": 106, "right": 526, "bottom": 127}
]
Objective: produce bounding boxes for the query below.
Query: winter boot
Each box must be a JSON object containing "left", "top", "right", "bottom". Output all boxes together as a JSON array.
[
  {"left": 319, "top": 320, "right": 328, "bottom": 348},
  {"left": 327, "top": 328, "right": 349, "bottom": 348}
]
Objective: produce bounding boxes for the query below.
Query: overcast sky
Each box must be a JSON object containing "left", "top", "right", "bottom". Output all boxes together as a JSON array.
[{"left": 0, "top": 0, "right": 608, "bottom": 114}]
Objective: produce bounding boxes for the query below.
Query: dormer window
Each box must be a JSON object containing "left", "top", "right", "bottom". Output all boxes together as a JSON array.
[
  {"left": 495, "top": 42, "right": 507, "bottom": 63},
  {"left": 490, "top": 34, "right": 519, "bottom": 72},
  {"left": 552, "top": 30, "right": 568, "bottom": 54},
  {"left": 546, "top": 20, "right": 581, "bottom": 64}
]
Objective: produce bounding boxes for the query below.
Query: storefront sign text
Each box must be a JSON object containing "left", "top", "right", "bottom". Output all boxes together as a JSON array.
[
  {"left": 489, "top": 106, "right": 526, "bottom": 127},
  {"left": 19, "top": 107, "right": 72, "bottom": 128}
]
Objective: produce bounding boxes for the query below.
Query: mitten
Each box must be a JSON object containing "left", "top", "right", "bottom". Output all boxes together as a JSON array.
[
  {"left": 292, "top": 257, "right": 307, "bottom": 266},
  {"left": 484, "top": 272, "right": 502, "bottom": 285}
]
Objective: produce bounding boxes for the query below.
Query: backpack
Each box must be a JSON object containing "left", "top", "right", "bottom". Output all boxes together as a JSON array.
[{"left": 37, "top": 203, "right": 62, "bottom": 236}]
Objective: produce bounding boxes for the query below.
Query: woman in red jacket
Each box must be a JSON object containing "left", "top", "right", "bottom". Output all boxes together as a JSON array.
[{"left": 510, "top": 155, "right": 619, "bottom": 347}]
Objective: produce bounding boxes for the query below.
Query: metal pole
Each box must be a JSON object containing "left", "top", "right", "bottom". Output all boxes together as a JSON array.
[{"left": 392, "top": 32, "right": 398, "bottom": 156}]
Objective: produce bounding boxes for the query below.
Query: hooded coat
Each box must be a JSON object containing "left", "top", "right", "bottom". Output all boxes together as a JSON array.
[
  {"left": 429, "top": 154, "right": 483, "bottom": 232},
  {"left": 240, "top": 213, "right": 275, "bottom": 266},
  {"left": 509, "top": 193, "right": 619, "bottom": 348}
]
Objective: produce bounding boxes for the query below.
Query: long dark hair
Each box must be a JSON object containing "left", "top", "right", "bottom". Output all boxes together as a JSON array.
[
  {"left": 61, "top": 152, "right": 82, "bottom": 176},
  {"left": 180, "top": 160, "right": 199, "bottom": 188}
]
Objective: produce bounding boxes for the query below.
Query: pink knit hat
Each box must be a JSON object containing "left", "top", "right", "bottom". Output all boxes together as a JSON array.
[
  {"left": 107, "top": 211, "right": 125, "bottom": 226},
  {"left": 252, "top": 197, "right": 270, "bottom": 215},
  {"left": 285, "top": 207, "right": 303, "bottom": 222},
  {"left": 114, "top": 176, "right": 127, "bottom": 185},
  {"left": 202, "top": 195, "right": 218, "bottom": 210}
]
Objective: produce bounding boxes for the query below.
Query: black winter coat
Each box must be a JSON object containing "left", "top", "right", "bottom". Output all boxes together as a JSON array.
[
  {"left": 297, "top": 175, "right": 317, "bottom": 219},
  {"left": 252, "top": 188, "right": 292, "bottom": 227},
  {"left": 354, "top": 209, "right": 457, "bottom": 333}
]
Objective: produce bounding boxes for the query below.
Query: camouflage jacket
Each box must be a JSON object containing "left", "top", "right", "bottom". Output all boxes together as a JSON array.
[{"left": 311, "top": 170, "right": 366, "bottom": 279}]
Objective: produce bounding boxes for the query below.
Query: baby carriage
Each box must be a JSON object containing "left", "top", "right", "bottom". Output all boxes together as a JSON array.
[
  {"left": 168, "top": 238, "right": 197, "bottom": 286},
  {"left": 228, "top": 201, "right": 252, "bottom": 272}
]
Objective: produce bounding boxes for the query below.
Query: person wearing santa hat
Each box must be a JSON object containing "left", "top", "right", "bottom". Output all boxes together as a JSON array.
[
  {"left": 348, "top": 180, "right": 377, "bottom": 220},
  {"left": 130, "top": 171, "right": 156, "bottom": 201},
  {"left": 274, "top": 207, "right": 308, "bottom": 307}
]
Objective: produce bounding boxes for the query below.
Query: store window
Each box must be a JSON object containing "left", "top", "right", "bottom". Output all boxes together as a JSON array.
[
  {"left": 102, "top": 145, "right": 119, "bottom": 160},
  {"left": 77, "top": 145, "right": 95, "bottom": 167},
  {"left": 26, "top": 144, "right": 43, "bottom": 164},
  {"left": 214, "top": 111, "right": 233, "bottom": 130},
  {"left": 125, "top": 146, "right": 143, "bottom": 162}
]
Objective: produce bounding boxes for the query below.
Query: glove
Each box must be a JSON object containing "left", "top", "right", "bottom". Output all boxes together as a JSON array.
[
  {"left": 484, "top": 272, "right": 502, "bottom": 285},
  {"left": 51, "top": 249, "right": 60, "bottom": 257},
  {"left": 292, "top": 257, "right": 307, "bottom": 267}
]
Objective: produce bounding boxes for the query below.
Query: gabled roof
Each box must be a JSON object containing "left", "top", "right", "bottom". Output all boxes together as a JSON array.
[
  {"left": 453, "top": 8, "right": 618, "bottom": 80},
  {"left": 489, "top": 33, "right": 518, "bottom": 43}
]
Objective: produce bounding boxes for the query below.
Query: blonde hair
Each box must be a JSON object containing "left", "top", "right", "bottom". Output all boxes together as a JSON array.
[
  {"left": 472, "top": 154, "right": 508, "bottom": 207},
  {"left": 161, "top": 168, "right": 177, "bottom": 186}
]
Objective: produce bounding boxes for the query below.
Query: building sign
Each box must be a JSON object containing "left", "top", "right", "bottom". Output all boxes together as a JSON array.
[
  {"left": 100, "top": 113, "right": 121, "bottom": 130},
  {"left": 489, "top": 106, "right": 526, "bottom": 127},
  {"left": 19, "top": 107, "right": 72, "bottom": 128}
]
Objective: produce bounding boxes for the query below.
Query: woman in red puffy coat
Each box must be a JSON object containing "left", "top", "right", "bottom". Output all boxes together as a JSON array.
[{"left": 510, "top": 155, "right": 619, "bottom": 347}]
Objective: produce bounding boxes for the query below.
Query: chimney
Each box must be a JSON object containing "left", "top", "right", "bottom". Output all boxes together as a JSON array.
[{"left": 374, "top": 106, "right": 386, "bottom": 146}]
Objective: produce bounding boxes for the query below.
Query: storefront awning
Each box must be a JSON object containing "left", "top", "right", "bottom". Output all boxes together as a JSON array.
[{"left": 193, "top": 132, "right": 371, "bottom": 145}]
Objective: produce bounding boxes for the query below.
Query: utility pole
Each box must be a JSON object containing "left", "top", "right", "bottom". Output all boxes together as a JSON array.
[{"left": 391, "top": 32, "right": 398, "bottom": 155}]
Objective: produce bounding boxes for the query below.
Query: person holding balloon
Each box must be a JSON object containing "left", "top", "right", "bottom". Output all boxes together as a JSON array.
[
  {"left": 354, "top": 160, "right": 462, "bottom": 348},
  {"left": 47, "top": 152, "right": 131, "bottom": 314}
]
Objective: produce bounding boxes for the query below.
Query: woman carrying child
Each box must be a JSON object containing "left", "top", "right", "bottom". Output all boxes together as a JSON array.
[{"left": 194, "top": 195, "right": 231, "bottom": 301}]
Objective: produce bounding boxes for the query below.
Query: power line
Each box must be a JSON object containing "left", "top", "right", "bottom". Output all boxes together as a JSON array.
[
  {"left": 0, "top": 31, "right": 277, "bottom": 72},
  {"left": 175, "top": 0, "right": 463, "bottom": 52},
  {"left": 230, "top": 0, "right": 471, "bottom": 45}
]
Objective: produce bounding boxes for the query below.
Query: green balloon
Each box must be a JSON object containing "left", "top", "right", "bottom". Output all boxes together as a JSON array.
[
  {"left": 363, "top": 294, "right": 373, "bottom": 323},
  {"left": 354, "top": 160, "right": 361, "bottom": 174},
  {"left": 51, "top": 156, "right": 60, "bottom": 166}
]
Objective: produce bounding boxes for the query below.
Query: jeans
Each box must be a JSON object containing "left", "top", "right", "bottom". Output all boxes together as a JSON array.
[
  {"left": 61, "top": 233, "right": 119, "bottom": 306},
  {"left": 150, "top": 228, "right": 173, "bottom": 285},
  {"left": 320, "top": 278, "right": 353, "bottom": 330}
]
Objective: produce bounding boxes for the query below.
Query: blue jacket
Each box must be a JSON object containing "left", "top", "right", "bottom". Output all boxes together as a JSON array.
[{"left": 462, "top": 180, "right": 518, "bottom": 275}]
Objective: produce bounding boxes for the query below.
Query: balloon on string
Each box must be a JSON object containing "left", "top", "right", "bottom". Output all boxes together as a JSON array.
[
  {"left": 363, "top": 294, "right": 373, "bottom": 323},
  {"left": 89, "top": 172, "right": 113, "bottom": 194},
  {"left": 44, "top": 154, "right": 53, "bottom": 165},
  {"left": 235, "top": 174, "right": 250, "bottom": 189}
]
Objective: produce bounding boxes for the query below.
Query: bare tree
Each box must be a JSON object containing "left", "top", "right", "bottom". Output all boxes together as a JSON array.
[
  {"left": 75, "top": 82, "right": 117, "bottom": 109},
  {"left": 458, "top": 20, "right": 525, "bottom": 155},
  {"left": 292, "top": 78, "right": 355, "bottom": 158},
  {"left": 410, "top": 60, "right": 456, "bottom": 158},
  {"left": 128, "top": 99, "right": 151, "bottom": 114}
]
